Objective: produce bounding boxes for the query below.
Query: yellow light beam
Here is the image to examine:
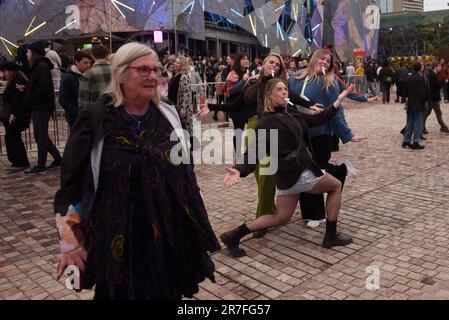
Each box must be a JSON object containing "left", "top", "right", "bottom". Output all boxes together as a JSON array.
[
  {"left": 25, "top": 16, "right": 37, "bottom": 35},
  {"left": 54, "top": 20, "right": 78, "bottom": 34},
  {"left": 112, "top": 0, "right": 135, "bottom": 12},
  {"left": 293, "top": 48, "right": 302, "bottom": 57},
  {"left": 292, "top": 4, "right": 298, "bottom": 19},
  {"left": 24, "top": 21, "right": 47, "bottom": 37},
  {"left": 0, "top": 37, "right": 18, "bottom": 56},
  {"left": 248, "top": 14, "right": 256, "bottom": 37},
  {"left": 0, "top": 36, "right": 19, "bottom": 48},
  {"left": 111, "top": 0, "right": 125, "bottom": 18}
]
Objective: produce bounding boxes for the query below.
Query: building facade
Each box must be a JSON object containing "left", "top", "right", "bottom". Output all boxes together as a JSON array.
[{"left": 375, "top": 0, "right": 424, "bottom": 13}]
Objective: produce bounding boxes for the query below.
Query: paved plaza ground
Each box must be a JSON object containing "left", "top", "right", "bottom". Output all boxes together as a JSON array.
[{"left": 1, "top": 100, "right": 449, "bottom": 300}]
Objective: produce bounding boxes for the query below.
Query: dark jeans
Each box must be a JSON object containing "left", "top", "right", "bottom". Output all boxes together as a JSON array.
[
  {"left": 404, "top": 110, "right": 424, "bottom": 144},
  {"left": 32, "top": 110, "right": 62, "bottom": 168},
  {"left": 444, "top": 83, "right": 449, "bottom": 101},
  {"left": 299, "top": 135, "right": 347, "bottom": 220},
  {"left": 1, "top": 117, "right": 30, "bottom": 167},
  {"left": 396, "top": 81, "right": 405, "bottom": 102},
  {"left": 424, "top": 101, "right": 448, "bottom": 130},
  {"left": 381, "top": 82, "right": 392, "bottom": 103}
]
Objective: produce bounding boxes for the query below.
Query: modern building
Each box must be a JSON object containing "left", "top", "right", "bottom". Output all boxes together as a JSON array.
[
  {"left": 424, "top": 0, "right": 449, "bottom": 12},
  {"left": 375, "top": 0, "right": 424, "bottom": 13}
]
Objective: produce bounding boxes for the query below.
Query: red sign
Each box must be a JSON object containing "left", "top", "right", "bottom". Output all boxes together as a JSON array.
[{"left": 353, "top": 49, "right": 366, "bottom": 65}]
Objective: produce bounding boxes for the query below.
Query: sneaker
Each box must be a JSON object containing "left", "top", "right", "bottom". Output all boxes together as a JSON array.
[
  {"left": 47, "top": 160, "right": 62, "bottom": 170},
  {"left": 440, "top": 128, "right": 449, "bottom": 134},
  {"left": 402, "top": 141, "right": 410, "bottom": 148},
  {"left": 322, "top": 233, "right": 353, "bottom": 249},
  {"left": 306, "top": 219, "right": 326, "bottom": 228},
  {"left": 409, "top": 142, "right": 425, "bottom": 150},
  {"left": 25, "top": 166, "right": 47, "bottom": 175},
  {"left": 6, "top": 165, "right": 29, "bottom": 173},
  {"left": 420, "top": 136, "right": 427, "bottom": 140},
  {"left": 342, "top": 160, "right": 357, "bottom": 177}
]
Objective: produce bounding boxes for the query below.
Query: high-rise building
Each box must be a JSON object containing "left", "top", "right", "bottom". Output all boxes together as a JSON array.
[
  {"left": 424, "top": 0, "right": 449, "bottom": 11},
  {"left": 375, "top": 0, "right": 424, "bottom": 13}
]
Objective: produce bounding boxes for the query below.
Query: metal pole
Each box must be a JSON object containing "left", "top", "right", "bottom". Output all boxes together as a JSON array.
[
  {"left": 109, "top": 6, "right": 113, "bottom": 53},
  {"left": 172, "top": 2, "right": 177, "bottom": 54},
  {"left": 216, "top": 30, "right": 220, "bottom": 59}
]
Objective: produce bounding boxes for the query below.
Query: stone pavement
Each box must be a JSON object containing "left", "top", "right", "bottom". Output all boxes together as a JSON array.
[{"left": 1, "top": 100, "right": 449, "bottom": 300}]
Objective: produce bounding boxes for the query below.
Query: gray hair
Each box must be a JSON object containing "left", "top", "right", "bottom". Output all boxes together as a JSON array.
[{"left": 107, "top": 42, "right": 161, "bottom": 107}]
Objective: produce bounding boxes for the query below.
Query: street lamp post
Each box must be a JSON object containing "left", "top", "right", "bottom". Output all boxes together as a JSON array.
[{"left": 109, "top": 6, "right": 113, "bottom": 53}]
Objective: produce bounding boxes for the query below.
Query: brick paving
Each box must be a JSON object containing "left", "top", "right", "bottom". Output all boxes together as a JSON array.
[{"left": 1, "top": 100, "right": 449, "bottom": 300}]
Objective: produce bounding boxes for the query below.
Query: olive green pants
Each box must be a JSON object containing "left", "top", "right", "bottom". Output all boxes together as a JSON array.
[{"left": 246, "top": 116, "right": 276, "bottom": 218}]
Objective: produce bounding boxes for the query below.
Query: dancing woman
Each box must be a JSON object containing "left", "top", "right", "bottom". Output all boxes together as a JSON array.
[
  {"left": 219, "top": 78, "right": 353, "bottom": 258},
  {"left": 198, "top": 53, "right": 321, "bottom": 238}
]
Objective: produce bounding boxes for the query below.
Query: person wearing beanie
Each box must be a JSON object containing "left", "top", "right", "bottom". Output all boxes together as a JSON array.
[
  {"left": 22, "top": 40, "right": 62, "bottom": 175},
  {"left": 27, "top": 41, "right": 46, "bottom": 57},
  {"left": 0, "top": 61, "right": 31, "bottom": 171}
]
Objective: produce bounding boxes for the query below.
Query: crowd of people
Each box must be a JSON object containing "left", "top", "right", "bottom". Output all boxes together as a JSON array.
[{"left": 1, "top": 39, "right": 449, "bottom": 300}]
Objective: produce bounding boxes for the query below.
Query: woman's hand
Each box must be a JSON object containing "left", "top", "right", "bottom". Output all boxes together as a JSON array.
[
  {"left": 9, "top": 114, "right": 16, "bottom": 124},
  {"left": 333, "top": 84, "right": 354, "bottom": 109},
  {"left": 56, "top": 246, "right": 87, "bottom": 281},
  {"left": 367, "top": 96, "right": 379, "bottom": 103},
  {"left": 243, "top": 72, "right": 250, "bottom": 82},
  {"left": 224, "top": 167, "right": 240, "bottom": 188},
  {"left": 310, "top": 104, "right": 324, "bottom": 113},
  {"left": 15, "top": 84, "right": 25, "bottom": 92},
  {"left": 350, "top": 135, "right": 368, "bottom": 142},
  {"left": 247, "top": 74, "right": 259, "bottom": 82},
  {"left": 197, "top": 104, "right": 210, "bottom": 119}
]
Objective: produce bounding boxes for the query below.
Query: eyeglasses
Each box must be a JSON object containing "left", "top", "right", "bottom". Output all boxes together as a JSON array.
[{"left": 127, "top": 66, "right": 162, "bottom": 77}]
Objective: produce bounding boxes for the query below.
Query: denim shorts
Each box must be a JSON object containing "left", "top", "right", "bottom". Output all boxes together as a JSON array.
[{"left": 276, "top": 169, "right": 323, "bottom": 196}]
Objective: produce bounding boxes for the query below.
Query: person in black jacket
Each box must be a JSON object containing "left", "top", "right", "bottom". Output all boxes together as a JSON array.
[
  {"left": 365, "top": 60, "right": 379, "bottom": 96},
  {"left": 0, "top": 61, "right": 30, "bottom": 171},
  {"left": 22, "top": 41, "right": 62, "bottom": 174},
  {"left": 15, "top": 39, "right": 30, "bottom": 76},
  {"left": 394, "top": 62, "right": 408, "bottom": 103},
  {"left": 58, "top": 50, "right": 92, "bottom": 131},
  {"left": 218, "top": 78, "right": 353, "bottom": 258},
  {"left": 423, "top": 63, "right": 449, "bottom": 134},
  {"left": 378, "top": 61, "right": 394, "bottom": 104},
  {"left": 402, "top": 62, "right": 427, "bottom": 150}
]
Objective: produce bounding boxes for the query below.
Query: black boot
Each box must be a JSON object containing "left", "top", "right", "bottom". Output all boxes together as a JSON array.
[
  {"left": 220, "top": 223, "right": 251, "bottom": 258},
  {"left": 322, "top": 220, "right": 353, "bottom": 249}
]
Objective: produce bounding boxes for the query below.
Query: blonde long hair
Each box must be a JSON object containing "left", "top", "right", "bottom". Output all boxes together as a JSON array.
[
  {"left": 243, "top": 52, "right": 286, "bottom": 105},
  {"left": 175, "top": 55, "right": 189, "bottom": 75},
  {"left": 107, "top": 42, "right": 161, "bottom": 107},
  {"left": 297, "top": 48, "right": 335, "bottom": 90},
  {"left": 263, "top": 78, "right": 288, "bottom": 113}
]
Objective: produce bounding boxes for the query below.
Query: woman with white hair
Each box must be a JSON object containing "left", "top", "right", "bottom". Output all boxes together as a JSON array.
[{"left": 54, "top": 42, "right": 220, "bottom": 299}]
